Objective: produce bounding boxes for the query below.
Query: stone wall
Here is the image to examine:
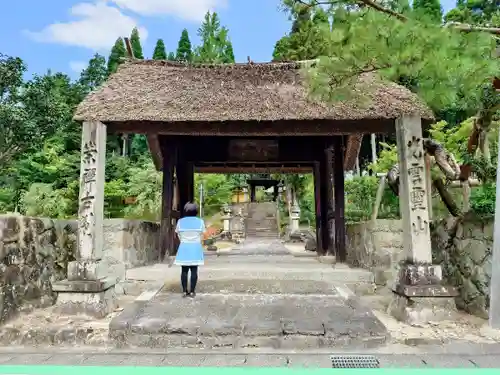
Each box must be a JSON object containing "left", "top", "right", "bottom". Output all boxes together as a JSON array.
[
  {"left": 432, "top": 214, "right": 493, "bottom": 319},
  {"left": 346, "top": 215, "right": 494, "bottom": 319},
  {"left": 103, "top": 219, "right": 160, "bottom": 268},
  {"left": 346, "top": 220, "right": 404, "bottom": 285},
  {"left": 0, "top": 214, "right": 160, "bottom": 323}
]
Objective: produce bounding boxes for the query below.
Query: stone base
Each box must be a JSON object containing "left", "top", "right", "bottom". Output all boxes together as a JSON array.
[
  {"left": 53, "top": 277, "right": 118, "bottom": 318},
  {"left": 388, "top": 294, "right": 458, "bottom": 325},
  {"left": 389, "top": 263, "right": 459, "bottom": 325}
]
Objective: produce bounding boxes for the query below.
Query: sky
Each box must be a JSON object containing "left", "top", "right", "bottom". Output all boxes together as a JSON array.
[{"left": 1, "top": 0, "right": 459, "bottom": 80}]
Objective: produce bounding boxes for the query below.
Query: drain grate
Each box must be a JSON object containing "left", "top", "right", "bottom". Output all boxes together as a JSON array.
[{"left": 330, "top": 355, "right": 380, "bottom": 368}]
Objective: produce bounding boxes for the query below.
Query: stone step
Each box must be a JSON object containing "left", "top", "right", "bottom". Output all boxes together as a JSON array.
[
  {"left": 246, "top": 228, "right": 278, "bottom": 232},
  {"left": 162, "top": 278, "right": 340, "bottom": 295},
  {"left": 109, "top": 293, "right": 388, "bottom": 349}
]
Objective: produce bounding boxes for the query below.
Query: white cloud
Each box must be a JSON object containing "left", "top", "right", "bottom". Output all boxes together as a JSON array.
[
  {"left": 69, "top": 61, "right": 88, "bottom": 73},
  {"left": 25, "top": 1, "right": 148, "bottom": 51},
  {"left": 110, "top": 0, "right": 227, "bottom": 21}
]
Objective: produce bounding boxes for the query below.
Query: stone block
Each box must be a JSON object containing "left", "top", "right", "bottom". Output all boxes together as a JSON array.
[
  {"left": 53, "top": 277, "right": 117, "bottom": 318},
  {"left": 388, "top": 294, "right": 458, "bottom": 325}
]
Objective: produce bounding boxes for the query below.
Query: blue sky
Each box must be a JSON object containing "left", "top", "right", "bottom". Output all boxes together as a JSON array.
[{"left": 1, "top": 0, "right": 459, "bottom": 80}]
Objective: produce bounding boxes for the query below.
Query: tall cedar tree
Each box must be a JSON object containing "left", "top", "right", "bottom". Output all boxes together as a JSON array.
[
  {"left": 176, "top": 29, "right": 193, "bottom": 61},
  {"left": 272, "top": 7, "right": 330, "bottom": 61},
  {"left": 130, "top": 27, "right": 144, "bottom": 59},
  {"left": 413, "top": 0, "right": 444, "bottom": 23},
  {"left": 107, "top": 37, "right": 126, "bottom": 74},
  {"left": 152, "top": 39, "right": 167, "bottom": 60},
  {"left": 195, "top": 11, "right": 235, "bottom": 63}
]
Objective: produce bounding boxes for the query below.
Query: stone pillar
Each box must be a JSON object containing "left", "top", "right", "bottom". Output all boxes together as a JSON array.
[
  {"left": 388, "top": 116, "right": 458, "bottom": 325},
  {"left": 290, "top": 204, "right": 300, "bottom": 233},
  {"left": 242, "top": 187, "right": 249, "bottom": 203},
  {"left": 53, "top": 121, "right": 118, "bottom": 318},
  {"left": 222, "top": 206, "right": 232, "bottom": 233}
]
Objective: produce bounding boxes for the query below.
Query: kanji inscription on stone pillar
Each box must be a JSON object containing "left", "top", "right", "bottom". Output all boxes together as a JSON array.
[
  {"left": 78, "top": 121, "right": 106, "bottom": 261},
  {"left": 395, "top": 116, "right": 432, "bottom": 264}
]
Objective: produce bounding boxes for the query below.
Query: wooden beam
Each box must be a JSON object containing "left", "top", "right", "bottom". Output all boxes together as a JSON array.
[
  {"left": 106, "top": 119, "right": 397, "bottom": 137},
  {"left": 194, "top": 166, "right": 313, "bottom": 173}
]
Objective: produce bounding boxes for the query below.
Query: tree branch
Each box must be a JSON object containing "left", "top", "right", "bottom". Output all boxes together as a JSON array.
[{"left": 293, "top": 0, "right": 500, "bottom": 34}]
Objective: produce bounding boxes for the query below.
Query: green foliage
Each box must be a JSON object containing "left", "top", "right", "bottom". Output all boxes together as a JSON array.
[
  {"left": 107, "top": 37, "right": 126, "bottom": 74},
  {"left": 176, "top": 29, "right": 193, "bottom": 62},
  {"left": 306, "top": 8, "right": 498, "bottom": 114},
  {"left": 445, "top": 0, "right": 500, "bottom": 26},
  {"left": 123, "top": 160, "right": 162, "bottom": 221},
  {"left": 130, "top": 135, "right": 149, "bottom": 161},
  {"left": 0, "top": 187, "right": 16, "bottom": 213},
  {"left": 130, "top": 27, "right": 144, "bottom": 59},
  {"left": 195, "top": 174, "right": 233, "bottom": 217},
  {"left": 272, "top": 6, "right": 331, "bottom": 61},
  {"left": 20, "top": 183, "right": 76, "bottom": 219},
  {"left": 152, "top": 39, "right": 167, "bottom": 60},
  {"left": 470, "top": 183, "right": 496, "bottom": 216},
  {"left": 193, "top": 11, "right": 236, "bottom": 63},
  {"left": 413, "top": 0, "right": 443, "bottom": 23},
  {"left": 345, "top": 176, "right": 400, "bottom": 222},
  {"left": 78, "top": 54, "right": 108, "bottom": 94},
  {"left": 167, "top": 52, "right": 176, "bottom": 61}
]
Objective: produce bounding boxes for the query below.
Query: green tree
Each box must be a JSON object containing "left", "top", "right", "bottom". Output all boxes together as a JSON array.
[
  {"left": 223, "top": 41, "right": 235, "bottom": 63},
  {"left": 290, "top": 3, "right": 498, "bottom": 115},
  {"left": 107, "top": 37, "right": 126, "bottom": 74},
  {"left": 445, "top": 0, "right": 500, "bottom": 26},
  {"left": 272, "top": 6, "right": 331, "bottom": 61},
  {"left": 176, "top": 29, "right": 193, "bottom": 62},
  {"left": 152, "top": 39, "right": 167, "bottom": 60},
  {"left": 413, "top": 0, "right": 443, "bottom": 23},
  {"left": 130, "top": 27, "right": 144, "bottom": 59},
  {"left": 78, "top": 53, "right": 107, "bottom": 94},
  {"left": 167, "top": 52, "right": 176, "bottom": 61},
  {"left": 194, "top": 11, "right": 235, "bottom": 63}
]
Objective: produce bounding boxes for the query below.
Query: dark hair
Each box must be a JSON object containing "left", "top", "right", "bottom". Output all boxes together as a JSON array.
[{"left": 183, "top": 202, "right": 198, "bottom": 217}]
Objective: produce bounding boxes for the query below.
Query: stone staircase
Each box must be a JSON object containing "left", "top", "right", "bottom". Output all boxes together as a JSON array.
[{"left": 245, "top": 202, "right": 279, "bottom": 239}]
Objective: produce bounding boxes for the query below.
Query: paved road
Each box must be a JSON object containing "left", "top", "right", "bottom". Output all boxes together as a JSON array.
[{"left": 0, "top": 351, "right": 499, "bottom": 367}]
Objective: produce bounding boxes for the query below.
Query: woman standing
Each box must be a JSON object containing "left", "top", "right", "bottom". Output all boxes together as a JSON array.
[{"left": 174, "top": 202, "right": 205, "bottom": 297}]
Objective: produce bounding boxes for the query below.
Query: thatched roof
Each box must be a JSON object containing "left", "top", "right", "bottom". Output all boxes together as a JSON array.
[{"left": 74, "top": 60, "right": 433, "bottom": 123}]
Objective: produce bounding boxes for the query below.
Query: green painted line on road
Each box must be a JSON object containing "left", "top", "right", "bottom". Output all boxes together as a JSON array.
[{"left": 0, "top": 367, "right": 498, "bottom": 374}]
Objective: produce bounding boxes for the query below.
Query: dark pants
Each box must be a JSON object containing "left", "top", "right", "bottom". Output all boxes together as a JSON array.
[{"left": 181, "top": 265, "right": 198, "bottom": 293}]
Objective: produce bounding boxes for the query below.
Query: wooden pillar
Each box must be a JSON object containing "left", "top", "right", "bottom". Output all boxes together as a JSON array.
[
  {"left": 177, "top": 157, "right": 189, "bottom": 218},
  {"left": 325, "top": 147, "right": 335, "bottom": 255},
  {"left": 319, "top": 146, "right": 332, "bottom": 255},
  {"left": 333, "top": 136, "right": 346, "bottom": 262},
  {"left": 160, "top": 138, "right": 177, "bottom": 259},
  {"left": 250, "top": 184, "right": 256, "bottom": 202},
  {"left": 187, "top": 162, "right": 195, "bottom": 203},
  {"left": 313, "top": 162, "right": 323, "bottom": 254}
]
